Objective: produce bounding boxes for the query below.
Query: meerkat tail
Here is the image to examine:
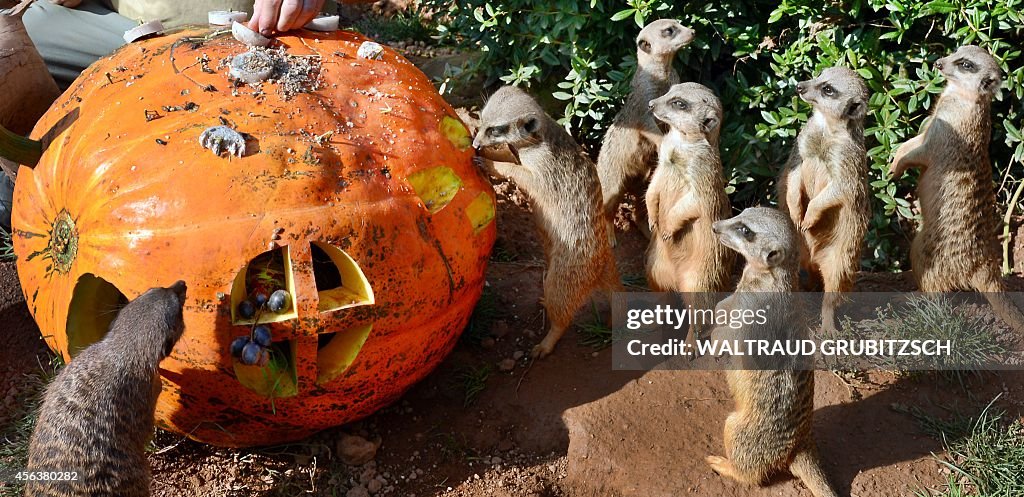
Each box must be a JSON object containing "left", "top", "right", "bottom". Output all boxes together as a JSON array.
[{"left": 789, "top": 448, "right": 840, "bottom": 497}]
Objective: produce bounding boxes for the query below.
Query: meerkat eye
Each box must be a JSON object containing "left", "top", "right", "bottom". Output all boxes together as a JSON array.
[
  {"left": 662, "top": 27, "right": 675, "bottom": 37},
  {"left": 487, "top": 125, "right": 508, "bottom": 137},
  {"left": 672, "top": 99, "right": 688, "bottom": 110},
  {"left": 960, "top": 59, "right": 976, "bottom": 71},
  {"left": 737, "top": 224, "right": 753, "bottom": 239},
  {"left": 821, "top": 84, "right": 836, "bottom": 97}
]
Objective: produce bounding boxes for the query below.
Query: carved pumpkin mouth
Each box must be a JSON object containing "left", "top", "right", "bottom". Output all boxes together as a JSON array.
[{"left": 229, "top": 242, "right": 377, "bottom": 398}]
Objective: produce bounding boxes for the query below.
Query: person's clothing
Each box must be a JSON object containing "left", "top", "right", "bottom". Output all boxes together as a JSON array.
[
  {"left": 23, "top": 0, "right": 136, "bottom": 89},
  {"left": 1, "top": 172, "right": 13, "bottom": 232},
  {"left": 110, "top": 0, "right": 254, "bottom": 29}
]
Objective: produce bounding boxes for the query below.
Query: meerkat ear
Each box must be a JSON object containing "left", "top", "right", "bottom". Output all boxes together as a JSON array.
[
  {"left": 763, "top": 248, "right": 784, "bottom": 267},
  {"left": 637, "top": 38, "right": 652, "bottom": 54},
  {"left": 700, "top": 114, "right": 719, "bottom": 133},
  {"left": 980, "top": 74, "right": 1001, "bottom": 92},
  {"left": 843, "top": 100, "right": 866, "bottom": 119},
  {"left": 520, "top": 116, "right": 540, "bottom": 135}
]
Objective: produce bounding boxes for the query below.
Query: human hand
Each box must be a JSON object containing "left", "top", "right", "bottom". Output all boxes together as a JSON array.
[{"left": 249, "top": 0, "right": 326, "bottom": 36}]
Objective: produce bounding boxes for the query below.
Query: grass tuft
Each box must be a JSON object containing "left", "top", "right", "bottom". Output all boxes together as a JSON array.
[
  {"left": 832, "top": 294, "right": 1007, "bottom": 382},
  {"left": 912, "top": 398, "right": 1024, "bottom": 497},
  {"left": 578, "top": 303, "right": 612, "bottom": 350},
  {"left": 462, "top": 287, "right": 498, "bottom": 346},
  {"left": 0, "top": 225, "right": 13, "bottom": 262},
  {"left": 454, "top": 363, "right": 492, "bottom": 407},
  {"left": 0, "top": 355, "right": 62, "bottom": 497}
]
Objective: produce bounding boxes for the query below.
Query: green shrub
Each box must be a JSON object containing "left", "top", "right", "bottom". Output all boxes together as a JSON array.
[{"left": 428, "top": 0, "right": 1024, "bottom": 271}]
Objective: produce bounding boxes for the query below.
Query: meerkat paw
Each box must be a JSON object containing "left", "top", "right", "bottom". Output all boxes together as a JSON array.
[
  {"left": 705, "top": 455, "right": 729, "bottom": 473},
  {"left": 531, "top": 341, "right": 555, "bottom": 359}
]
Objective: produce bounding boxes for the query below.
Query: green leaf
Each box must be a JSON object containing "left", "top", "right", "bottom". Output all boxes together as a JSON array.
[{"left": 610, "top": 8, "right": 634, "bottom": 21}]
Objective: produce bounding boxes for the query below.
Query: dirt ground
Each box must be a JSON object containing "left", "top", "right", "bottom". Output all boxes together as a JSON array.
[{"left": 2, "top": 178, "right": 1024, "bottom": 496}]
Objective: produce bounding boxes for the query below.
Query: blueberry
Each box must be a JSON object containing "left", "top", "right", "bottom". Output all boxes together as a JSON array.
[
  {"left": 241, "top": 342, "right": 263, "bottom": 366},
  {"left": 268, "top": 289, "right": 291, "bottom": 313},
  {"left": 230, "top": 336, "right": 250, "bottom": 358},
  {"left": 238, "top": 300, "right": 256, "bottom": 319},
  {"left": 253, "top": 325, "right": 272, "bottom": 347},
  {"left": 254, "top": 293, "right": 269, "bottom": 307}
]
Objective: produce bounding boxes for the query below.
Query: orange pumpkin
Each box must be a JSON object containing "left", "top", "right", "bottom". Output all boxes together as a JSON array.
[{"left": 11, "top": 27, "right": 495, "bottom": 447}]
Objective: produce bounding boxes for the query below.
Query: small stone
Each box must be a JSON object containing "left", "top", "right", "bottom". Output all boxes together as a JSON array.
[
  {"left": 200, "top": 125, "right": 247, "bottom": 157},
  {"left": 512, "top": 350, "right": 525, "bottom": 360},
  {"left": 491, "top": 320, "right": 510, "bottom": 338},
  {"left": 498, "top": 359, "right": 516, "bottom": 372},
  {"left": 367, "top": 479, "right": 383, "bottom": 494},
  {"left": 359, "top": 467, "right": 376, "bottom": 484},
  {"left": 338, "top": 434, "right": 380, "bottom": 466},
  {"left": 357, "top": 41, "right": 385, "bottom": 60},
  {"left": 346, "top": 485, "right": 370, "bottom": 497}
]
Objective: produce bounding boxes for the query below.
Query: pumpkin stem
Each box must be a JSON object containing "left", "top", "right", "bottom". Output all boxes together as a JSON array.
[{"left": 0, "top": 125, "right": 42, "bottom": 167}]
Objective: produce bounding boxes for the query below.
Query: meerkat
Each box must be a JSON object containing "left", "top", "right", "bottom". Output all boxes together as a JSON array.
[
  {"left": 891, "top": 45, "right": 1024, "bottom": 333},
  {"left": 597, "top": 19, "right": 695, "bottom": 241},
  {"left": 706, "top": 207, "right": 838, "bottom": 497},
  {"left": 25, "top": 281, "right": 187, "bottom": 497},
  {"left": 645, "top": 82, "right": 734, "bottom": 343},
  {"left": 473, "top": 85, "right": 621, "bottom": 359},
  {"left": 776, "top": 66, "right": 870, "bottom": 332}
]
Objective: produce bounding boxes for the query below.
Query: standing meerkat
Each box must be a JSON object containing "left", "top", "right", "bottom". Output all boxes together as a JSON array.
[
  {"left": 26, "top": 281, "right": 187, "bottom": 497},
  {"left": 777, "top": 67, "right": 870, "bottom": 332},
  {"left": 473, "top": 86, "right": 622, "bottom": 358},
  {"left": 645, "top": 82, "right": 734, "bottom": 342},
  {"left": 597, "top": 19, "right": 695, "bottom": 240},
  {"left": 891, "top": 45, "right": 1024, "bottom": 333},
  {"left": 707, "top": 207, "right": 838, "bottom": 497}
]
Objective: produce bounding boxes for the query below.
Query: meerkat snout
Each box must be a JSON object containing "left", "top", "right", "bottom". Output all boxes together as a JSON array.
[
  {"left": 795, "top": 82, "right": 807, "bottom": 94},
  {"left": 170, "top": 280, "right": 187, "bottom": 299}
]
